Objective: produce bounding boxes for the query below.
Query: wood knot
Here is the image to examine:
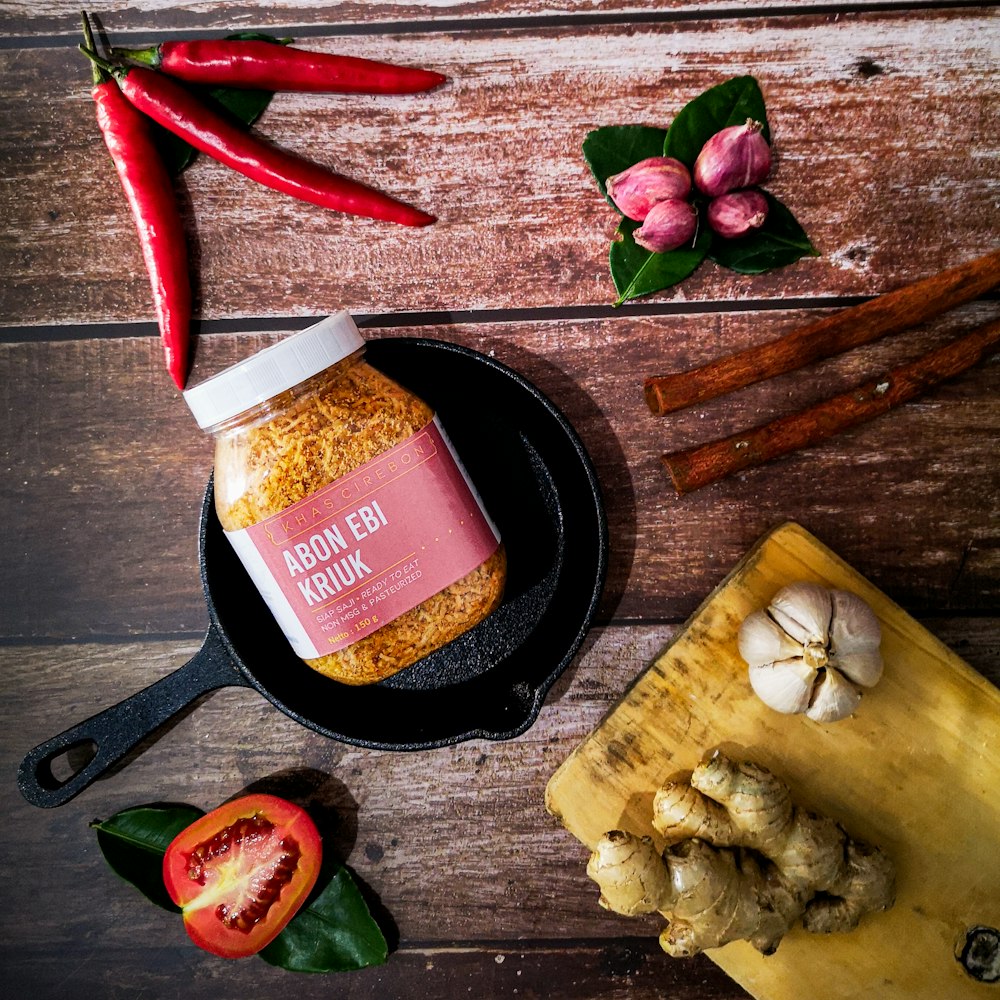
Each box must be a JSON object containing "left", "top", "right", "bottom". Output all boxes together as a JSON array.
[
  {"left": 959, "top": 926, "right": 1000, "bottom": 982},
  {"left": 854, "top": 58, "right": 885, "bottom": 79}
]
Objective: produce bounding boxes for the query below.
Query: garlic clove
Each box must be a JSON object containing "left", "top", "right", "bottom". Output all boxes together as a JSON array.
[
  {"left": 737, "top": 609, "right": 804, "bottom": 667},
  {"left": 768, "top": 582, "right": 833, "bottom": 645},
  {"left": 829, "top": 590, "right": 882, "bottom": 653},
  {"left": 748, "top": 657, "right": 817, "bottom": 715},
  {"left": 834, "top": 649, "right": 884, "bottom": 688},
  {"left": 805, "top": 668, "right": 862, "bottom": 722}
]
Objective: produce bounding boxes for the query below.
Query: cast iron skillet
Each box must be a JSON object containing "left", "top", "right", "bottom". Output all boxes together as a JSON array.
[{"left": 18, "top": 338, "right": 607, "bottom": 808}]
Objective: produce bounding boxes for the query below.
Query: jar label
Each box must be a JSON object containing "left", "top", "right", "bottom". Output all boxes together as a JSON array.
[{"left": 224, "top": 417, "right": 500, "bottom": 660}]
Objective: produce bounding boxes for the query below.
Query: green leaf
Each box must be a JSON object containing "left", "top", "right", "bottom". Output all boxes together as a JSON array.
[
  {"left": 582, "top": 124, "right": 668, "bottom": 208},
  {"left": 664, "top": 75, "right": 769, "bottom": 166},
  {"left": 610, "top": 218, "right": 711, "bottom": 305},
  {"left": 709, "top": 191, "right": 818, "bottom": 274},
  {"left": 152, "top": 33, "right": 291, "bottom": 175},
  {"left": 92, "top": 804, "right": 204, "bottom": 911},
  {"left": 259, "top": 866, "right": 389, "bottom": 973}
]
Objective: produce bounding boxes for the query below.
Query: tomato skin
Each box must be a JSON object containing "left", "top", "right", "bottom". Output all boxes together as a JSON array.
[{"left": 163, "top": 793, "right": 322, "bottom": 959}]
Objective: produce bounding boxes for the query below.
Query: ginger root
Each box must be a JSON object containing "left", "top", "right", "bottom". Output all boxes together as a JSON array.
[{"left": 586, "top": 751, "right": 895, "bottom": 957}]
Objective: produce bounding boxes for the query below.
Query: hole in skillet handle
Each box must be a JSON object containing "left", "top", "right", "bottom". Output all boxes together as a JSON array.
[
  {"left": 42, "top": 739, "right": 99, "bottom": 787},
  {"left": 16, "top": 625, "right": 245, "bottom": 808},
  {"left": 205, "top": 337, "right": 608, "bottom": 750}
]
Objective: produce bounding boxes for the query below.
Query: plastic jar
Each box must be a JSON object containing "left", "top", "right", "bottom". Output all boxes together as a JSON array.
[{"left": 183, "top": 313, "right": 506, "bottom": 685}]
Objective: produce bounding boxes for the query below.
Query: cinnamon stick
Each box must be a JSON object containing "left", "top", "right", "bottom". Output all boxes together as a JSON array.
[
  {"left": 662, "top": 316, "right": 1000, "bottom": 494},
  {"left": 644, "top": 247, "right": 1000, "bottom": 416}
]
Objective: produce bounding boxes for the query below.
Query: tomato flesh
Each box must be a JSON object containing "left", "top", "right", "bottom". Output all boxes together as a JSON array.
[{"left": 163, "top": 794, "right": 322, "bottom": 958}]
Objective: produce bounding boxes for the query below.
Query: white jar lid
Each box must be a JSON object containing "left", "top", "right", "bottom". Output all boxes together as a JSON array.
[{"left": 183, "top": 312, "right": 365, "bottom": 429}]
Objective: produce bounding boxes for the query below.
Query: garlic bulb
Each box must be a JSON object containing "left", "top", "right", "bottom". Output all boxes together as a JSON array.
[{"left": 738, "top": 581, "right": 882, "bottom": 722}]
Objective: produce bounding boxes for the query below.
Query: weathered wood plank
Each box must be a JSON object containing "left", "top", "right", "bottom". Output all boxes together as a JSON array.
[
  {"left": 2, "top": 11, "right": 998, "bottom": 325},
  {"left": 2, "top": 308, "right": 998, "bottom": 638},
  {"left": 3, "top": 941, "right": 746, "bottom": 1000},
  {"left": 0, "top": 1, "right": 951, "bottom": 39},
  {"left": 4, "top": 621, "right": 995, "bottom": 998}
]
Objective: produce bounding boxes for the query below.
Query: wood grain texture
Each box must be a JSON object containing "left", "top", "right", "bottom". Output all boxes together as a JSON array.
[
  {"left": 0, "top": 1, "right": 955, "bottom": 38},
  {"left": 2, "top": 10, "right": 998, "bottom": 325},
  {"left": 3, "top": 621, "right": 996, "bottom": 999},
  {"left": 2, "top": 308, "right": 998, "bottom": 639},
  {"left": 3, "top": 941, "right": 746, "bottom": 1000}
]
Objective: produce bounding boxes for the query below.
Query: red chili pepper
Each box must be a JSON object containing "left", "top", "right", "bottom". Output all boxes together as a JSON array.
[
  {"left": 111, "top": 39, "right": 448, "bottom": 95},
  {"left": 83, "top": 16, "right": 191, "bottom": 389},
  {"left": 82, "top": 50, "right": 435, "bottom": 228}
]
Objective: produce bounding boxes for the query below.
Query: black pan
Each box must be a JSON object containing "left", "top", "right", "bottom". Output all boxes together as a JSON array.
[{"left": 18, "top": 338, "right": 607, "bottom": 808}]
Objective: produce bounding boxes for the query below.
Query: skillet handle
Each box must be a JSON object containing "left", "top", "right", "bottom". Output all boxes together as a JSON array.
[{"left": 17, "top": 626, "right": 244, "bottom": 808}]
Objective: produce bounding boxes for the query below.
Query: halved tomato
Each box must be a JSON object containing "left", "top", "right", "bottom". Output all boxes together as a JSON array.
[{"left": 163, "top": 793, "right": 322, "bottom": 959}]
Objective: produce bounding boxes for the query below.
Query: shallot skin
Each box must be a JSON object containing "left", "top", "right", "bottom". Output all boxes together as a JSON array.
[
  {"left": 605, "top": 156, "right": 692, "bottom": 222},
  {"left": 694, "top": 119, "right": 772, "bottom": 198},
  {"left": 707, "top": 190, "right": 769, "bottom": 238},
  {"left": 633, "top": 198, "right": 698, "bottom": 253}
]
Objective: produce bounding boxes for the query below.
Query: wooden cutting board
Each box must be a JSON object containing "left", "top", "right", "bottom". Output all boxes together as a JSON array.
[{"left": 545, "top": 521, "right": 1000, "bottom": 999}]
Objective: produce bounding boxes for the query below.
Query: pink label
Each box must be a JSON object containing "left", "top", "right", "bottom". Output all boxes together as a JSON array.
[{"left": 225, "top": 417, "right": 500, "bottom": 659}]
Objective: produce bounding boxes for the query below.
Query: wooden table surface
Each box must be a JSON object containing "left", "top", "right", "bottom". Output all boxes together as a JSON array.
[{"left": 2, "top": 2, "right": 998, "bottom": 998}]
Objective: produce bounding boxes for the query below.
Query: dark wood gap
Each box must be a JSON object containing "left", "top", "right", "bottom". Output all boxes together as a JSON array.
[
  {"left": 2, "top": 1, "right": 996, "bottom": 49},
  {"left": 2, "top": 608, "right": 998, "bottom": 650},
  {"left": 0, "top": 297, "right": 901, "bottom": 343},
  {"left": 3, "top": 290, "right": 997, "bottom": 343},
  {"left": 391, "top": 935, "right": 664, "bottom": 949}
]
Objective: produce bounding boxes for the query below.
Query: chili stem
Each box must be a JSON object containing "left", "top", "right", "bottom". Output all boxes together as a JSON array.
[{"left": 81, "top": 14, "right": 100, "bottom": 85}]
